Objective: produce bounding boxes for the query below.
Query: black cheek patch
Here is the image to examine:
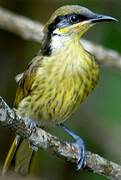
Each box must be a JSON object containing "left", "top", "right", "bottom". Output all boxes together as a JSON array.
[{"left": 41, "top": 13, "right": 89, "bottom": 56}]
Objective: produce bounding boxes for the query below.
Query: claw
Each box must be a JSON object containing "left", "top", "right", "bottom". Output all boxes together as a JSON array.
[
  {"left": 15, "top": 135, "right": 20, "bottom": 146},
  {"left": 23, "top": 117, "right": 36, "bottom": 132},
  {"left": 30, "top": 144, "right": 38, "bottom": 151},
  {"left": 60, "top": 123, "right": 87, "bottom": 170},
  {"left": 23, "top": 117, "right": 38, "bottom": 151},
  {"left": 74, "top": 138, "right": 86, "bottom": 170}
]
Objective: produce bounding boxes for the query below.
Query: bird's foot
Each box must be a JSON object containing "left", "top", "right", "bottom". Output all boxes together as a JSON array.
[
  {"left": 23, "top": 117, "right": 38, "bottom": 151},
  {"left": 23, "top": 117, "right": 37, "bottom": 133},
  {"left": 72, "top": 136, "right": 86, "bottom": 170},
  {"left": 60, "top": 123, "right": 86, "bottom": 170},
  {"left": 30, "top": 144, "right": 38, "bottom": 151}
]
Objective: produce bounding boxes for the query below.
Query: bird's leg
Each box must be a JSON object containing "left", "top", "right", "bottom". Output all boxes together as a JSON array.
[{"left": 60, "top": 123, "right": 86, "bottom": 170}]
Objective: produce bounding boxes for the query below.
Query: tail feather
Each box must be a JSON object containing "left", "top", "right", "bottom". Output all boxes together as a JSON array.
[
  {"left": 2, "top": 136, "right": 21, "bottom": 175},
  {"left": 2, "top": 137, "right": 33, "bottom": 176},
  {"left": 15, "top": 139, "right": 33, "bottom": 175}
]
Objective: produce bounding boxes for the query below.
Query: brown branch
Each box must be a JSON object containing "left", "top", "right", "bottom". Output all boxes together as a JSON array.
[
  {"left": 0, "top": 6, "right": 44, "bottom": 43},
  {"left": 0, "top": 6, "right": 121, "bottom": 71},
  {"left": 0, "top": 97, "right": 121, "bottom": 180}
]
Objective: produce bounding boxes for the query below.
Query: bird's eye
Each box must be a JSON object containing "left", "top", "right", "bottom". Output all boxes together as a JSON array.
[{"left": 70, "top": 14, "right": 80, "bottom": 24}]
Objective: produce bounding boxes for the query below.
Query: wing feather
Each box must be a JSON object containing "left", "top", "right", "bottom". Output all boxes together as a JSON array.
[{"left": 14, "top": 56, "right": 42, "bottom": 108}]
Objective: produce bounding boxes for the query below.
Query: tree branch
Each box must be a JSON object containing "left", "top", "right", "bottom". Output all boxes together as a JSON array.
[
  {"left": 0, "top": 97, "right": 121, "bottom": 180},
  {"left": 0, "top": 6, "right": 121, "bottom": 180},
  {"left": 0, "top": 6, "right": 121, "bottom": 71}
]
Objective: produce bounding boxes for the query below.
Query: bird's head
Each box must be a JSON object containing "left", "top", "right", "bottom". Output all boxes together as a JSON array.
[
  {"left": 41, "top": 5, "right": 117, "bottom": 56},
  {"left": 45, "top": 5, "right": 117, "bottom": 37}
]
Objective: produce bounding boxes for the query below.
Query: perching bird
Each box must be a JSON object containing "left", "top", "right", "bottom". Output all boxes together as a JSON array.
[{"left": 2, "top": 5, "right": 117, "bottom": 175}]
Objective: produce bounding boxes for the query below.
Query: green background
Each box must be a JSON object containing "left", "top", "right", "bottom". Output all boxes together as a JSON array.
[{"left": 0, "top": 0, "right": 121, "bottom": 179}]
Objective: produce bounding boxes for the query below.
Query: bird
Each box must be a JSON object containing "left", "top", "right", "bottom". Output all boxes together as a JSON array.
[{"left": 2, "top": 5, "right": 117, "bottom": 175}]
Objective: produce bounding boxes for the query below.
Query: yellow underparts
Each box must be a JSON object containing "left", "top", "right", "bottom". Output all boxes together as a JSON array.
[{"left": 17, "top": 36, "right": 99, "bottom": 126}]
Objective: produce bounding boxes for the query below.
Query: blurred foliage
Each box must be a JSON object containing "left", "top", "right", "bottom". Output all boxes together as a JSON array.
[{"left": 0, "top": 0, "right": 121, "bottom": 179}]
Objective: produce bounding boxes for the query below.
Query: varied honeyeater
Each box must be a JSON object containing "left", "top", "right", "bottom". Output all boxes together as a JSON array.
[{"left": 2, "top": 5, "right": 117, "bottom": 175}]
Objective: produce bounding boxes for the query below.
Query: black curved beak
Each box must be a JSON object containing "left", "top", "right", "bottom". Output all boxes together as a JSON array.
[{"left": 89, "top": 14, "right": 118, "bottom": 23}]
